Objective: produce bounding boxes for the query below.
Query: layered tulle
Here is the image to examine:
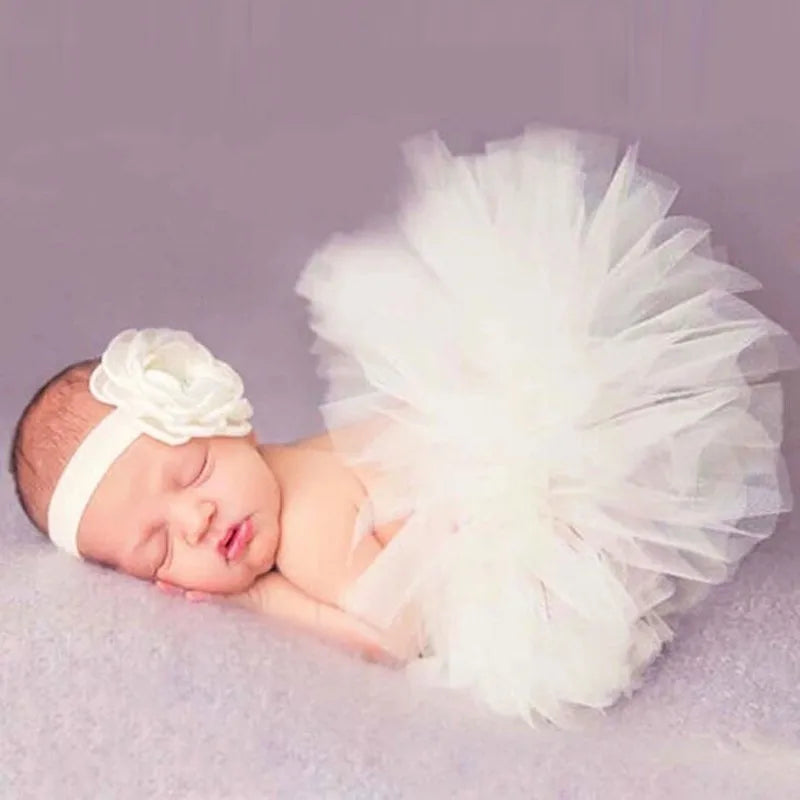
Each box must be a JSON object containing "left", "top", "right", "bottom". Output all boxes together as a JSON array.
[{"left": 296, "top": 128, "right": 796, "bottom": 724}]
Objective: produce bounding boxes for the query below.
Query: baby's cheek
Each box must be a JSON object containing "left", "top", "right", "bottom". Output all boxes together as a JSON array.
[{"left": 159, "top": 554, "right": 216, "bottom": 593}]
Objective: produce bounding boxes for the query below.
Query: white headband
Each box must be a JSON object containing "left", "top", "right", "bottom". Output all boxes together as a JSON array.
[{"left": 47, "top": 328, "right": 254, "bottom": 557}]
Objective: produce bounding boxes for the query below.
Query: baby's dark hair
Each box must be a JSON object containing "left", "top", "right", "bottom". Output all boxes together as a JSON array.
[{"left": 9, "top": 358, "right": 101, "bottom": 534}]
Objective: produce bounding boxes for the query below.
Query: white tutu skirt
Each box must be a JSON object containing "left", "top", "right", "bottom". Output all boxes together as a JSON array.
[{"left": 296, "top": 128, "right": 796, "bottom": 724}]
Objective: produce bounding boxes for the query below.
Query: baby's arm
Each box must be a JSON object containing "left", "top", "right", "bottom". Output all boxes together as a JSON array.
[{"left": 227, "top": 572, "right": 413, "bottom": 665}]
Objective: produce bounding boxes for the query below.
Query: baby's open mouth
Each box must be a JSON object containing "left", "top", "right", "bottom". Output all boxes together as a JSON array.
[{"left": 218, "top": 518, "right": 254, "bottom": 562}]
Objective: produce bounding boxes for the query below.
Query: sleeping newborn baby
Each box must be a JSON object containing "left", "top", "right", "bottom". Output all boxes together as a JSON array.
[
  {"left": 10, "top": 129, "right": 796, "bottom": 725},
  {"left": 10, "top": 329, "right": 418, "bottom": 665}
]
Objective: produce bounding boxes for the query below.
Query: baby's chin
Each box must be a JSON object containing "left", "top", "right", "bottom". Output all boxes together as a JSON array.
[
  {"left": 214, "top": 576, "right": 259, "bottom": 595},
  {"left": 218, "top": 546, "right": 278, "bottom": 594}
]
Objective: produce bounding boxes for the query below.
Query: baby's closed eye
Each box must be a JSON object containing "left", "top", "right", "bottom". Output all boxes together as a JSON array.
[
  {"left": 176, "top": 445, "right": 211, "bottom": 487},
  {"left": 191, "top": 451, "right": 212, "bottom": 485}
]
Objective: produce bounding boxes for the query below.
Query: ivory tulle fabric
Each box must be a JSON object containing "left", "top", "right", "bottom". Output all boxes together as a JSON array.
[{"left": 296, "top": 128, "right": 796, "bottom": 724}]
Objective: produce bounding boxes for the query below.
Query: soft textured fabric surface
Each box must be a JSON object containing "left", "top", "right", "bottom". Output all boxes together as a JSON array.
[{"left": 2, "top": 2, "right": 800, "bottom": 798}]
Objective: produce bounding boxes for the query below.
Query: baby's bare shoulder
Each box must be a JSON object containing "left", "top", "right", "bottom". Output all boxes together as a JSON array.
[
  {"left": 263, "top": 439, "right": 374, "bottom": 605},
  {"left": 263, "top": 434, "right": 363, "bottom": 500}
]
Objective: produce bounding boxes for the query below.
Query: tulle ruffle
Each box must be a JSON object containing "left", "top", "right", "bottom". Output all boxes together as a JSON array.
[{"left": 296, "top": 128, "right": 796, "bottom": 723}]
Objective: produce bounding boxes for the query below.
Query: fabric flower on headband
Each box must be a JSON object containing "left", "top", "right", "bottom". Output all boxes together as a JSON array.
[{"left": 89, "top": 328, "right": 253, "bottom": 445}]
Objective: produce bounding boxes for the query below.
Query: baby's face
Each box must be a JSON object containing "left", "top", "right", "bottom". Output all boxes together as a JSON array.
[{"left": 76, "top": 431, "right": 281, "bottom": 594}]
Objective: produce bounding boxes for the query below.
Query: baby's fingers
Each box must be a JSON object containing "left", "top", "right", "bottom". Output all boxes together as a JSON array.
[
  {"left": 155, "top": 579, "right": 256, "bottom": 611},
  {"left": 186, "top": 589, "right": 256, "bottom": 610},
  {"left": 156, "top": 582, "right": 223, "bottom": 605},
  {"left": 155, "top": 579, "right": 183, "bottom": 596},
  {"left": 185, "top": 590, "right": 214, "bottom": 603}
]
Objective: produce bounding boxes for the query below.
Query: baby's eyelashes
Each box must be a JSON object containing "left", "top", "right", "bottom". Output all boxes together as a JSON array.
[
  {"left": 173, "top": 444, "right": 212, "bottom": 489},
  {"left": 180, "top": 453, "right": 209, "bottom": 487},
  {"left": 192, "top": 453, "right": 213, "bottom": 485}
]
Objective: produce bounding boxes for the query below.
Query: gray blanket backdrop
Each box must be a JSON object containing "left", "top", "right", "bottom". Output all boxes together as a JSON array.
[{"left": 2, "top": 2, "right": 800, "bottom": 798}]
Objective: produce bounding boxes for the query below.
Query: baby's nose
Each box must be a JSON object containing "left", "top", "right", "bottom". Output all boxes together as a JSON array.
[{"left": 181, "top": 500, "right": 215, "bottom": 545}]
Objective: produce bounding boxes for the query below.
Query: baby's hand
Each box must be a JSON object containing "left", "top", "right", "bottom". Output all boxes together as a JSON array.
[
  {"left": 154, "top": 579, "right": 258, "bottom": 610},
  {"left": 155, "top": 575, "right": 416, "bottom": 667}
]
